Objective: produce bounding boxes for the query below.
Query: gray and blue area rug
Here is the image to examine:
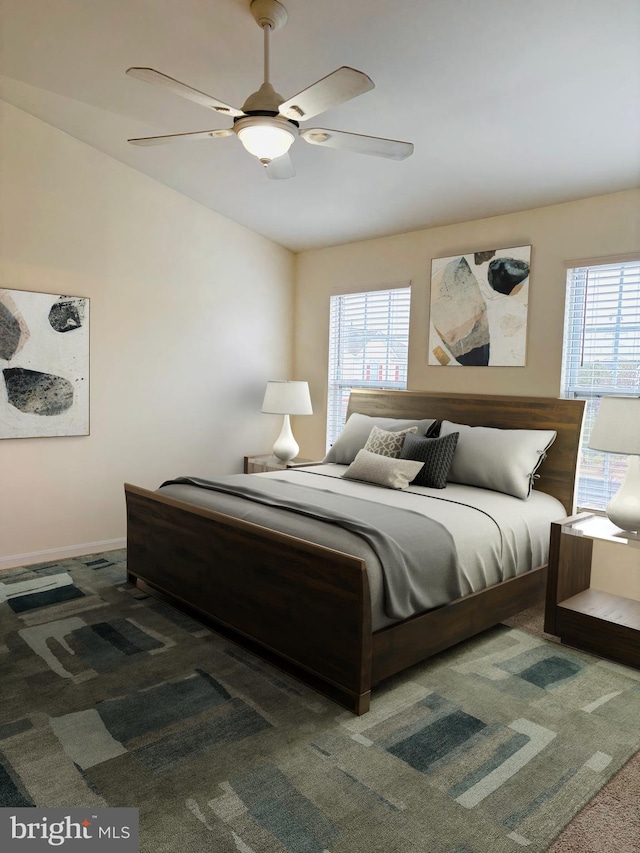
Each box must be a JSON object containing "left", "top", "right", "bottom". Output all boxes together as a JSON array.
[{"left": 1, "top": 552, "right": 639, "bottom": 852}]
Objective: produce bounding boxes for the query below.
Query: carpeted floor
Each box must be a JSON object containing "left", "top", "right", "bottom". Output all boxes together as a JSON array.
[
  {"left": 1, "top": 551, "right": 639, "bottom": 852},
  {"left": 503, "top": 605, "right": 640, "bottom": 853}
]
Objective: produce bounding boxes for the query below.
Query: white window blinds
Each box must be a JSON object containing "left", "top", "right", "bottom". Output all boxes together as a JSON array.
[
  {"left": 326, "top": 286, "right": 411, "bottom": 449},
  {"left": 561, "top": 259, "right": 640, "bottom": 510}
]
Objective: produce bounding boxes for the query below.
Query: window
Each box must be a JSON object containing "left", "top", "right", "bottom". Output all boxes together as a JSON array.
[
  {"left": 561, "top": 258, "right": 640, "bottom": 510},
  {"left": 326, "top": 285, "right": 411, "bottom": 449}
]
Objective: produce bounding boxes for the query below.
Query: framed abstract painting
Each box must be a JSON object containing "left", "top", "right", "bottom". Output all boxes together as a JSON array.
[
  {"left": 0, "top": 289, "right": 89, "bottom": 438},
  {"left": 428, "top": 245, "right": 531, "bottom": 366}
]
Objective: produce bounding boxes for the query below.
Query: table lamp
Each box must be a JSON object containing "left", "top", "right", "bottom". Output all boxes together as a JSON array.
[
  {"left": 261, "top": 380, "right": 313, "bottom": 462},
  {"left": 588, "top": 396, "right": 640, "bottom": 532}
]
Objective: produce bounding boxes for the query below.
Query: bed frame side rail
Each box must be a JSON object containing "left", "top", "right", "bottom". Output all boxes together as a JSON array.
[{"left": 372, "top": 563, "right": 548, "bottom": 683}]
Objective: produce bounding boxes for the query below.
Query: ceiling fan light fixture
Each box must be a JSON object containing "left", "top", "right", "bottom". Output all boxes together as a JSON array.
[{"left": 235, "top": 116, "right": 296, "bottom": 164}]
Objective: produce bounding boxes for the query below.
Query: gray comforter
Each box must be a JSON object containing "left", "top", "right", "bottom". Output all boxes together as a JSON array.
[
  {"left": 158, "top": 465, "right": 566, "bottom": 630},
  {"left": 161, "top": 474, "right": 461, "bottom": 620}
]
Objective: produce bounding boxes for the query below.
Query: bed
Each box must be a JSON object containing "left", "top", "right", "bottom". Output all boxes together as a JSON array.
[{"left": 125, "top": 389, "right": 585, "bottom": 714}]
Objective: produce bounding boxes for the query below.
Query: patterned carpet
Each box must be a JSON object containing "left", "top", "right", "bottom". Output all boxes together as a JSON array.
[{"left": 1, "top": 551, "right": 640, "bottom": 852}]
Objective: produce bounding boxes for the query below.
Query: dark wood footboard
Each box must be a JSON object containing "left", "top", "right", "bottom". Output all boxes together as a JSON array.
[{"left": 125, "top": 483, "right": 373, "bottom": 714}]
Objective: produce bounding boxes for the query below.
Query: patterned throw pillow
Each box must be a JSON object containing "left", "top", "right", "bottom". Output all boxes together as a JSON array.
[
  {"left": 363, "top": 425, "right": 418, "bottom": 458},
  {"left": 400, "top": 431, "right": 459, "bottom": 488}
]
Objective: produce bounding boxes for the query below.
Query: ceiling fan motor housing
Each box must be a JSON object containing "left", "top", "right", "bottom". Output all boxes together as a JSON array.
[{"left": 241, "top": 81, "right": 285, "bottom": 114}]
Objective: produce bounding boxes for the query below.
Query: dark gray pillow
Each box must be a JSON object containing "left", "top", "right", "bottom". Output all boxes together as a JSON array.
[{"left": 400, "top": 431, "right": 459, "bottom": 488}]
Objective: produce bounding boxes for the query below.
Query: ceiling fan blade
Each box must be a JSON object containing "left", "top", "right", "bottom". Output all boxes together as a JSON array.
[
  {"left": 126, "top": 67, "right": 245, "bottom": 117},
  {"left": 128, "top": 129, "right": 234, "bottom": 146},
  {"left": 301, "top": 128, "right": 414, "bottom": 160},
  {"left": 265, "top": 153, "right": 296, "bottom": 180},
  {"left": 278, "top": 67, "right": 374, "bottom": 121}
]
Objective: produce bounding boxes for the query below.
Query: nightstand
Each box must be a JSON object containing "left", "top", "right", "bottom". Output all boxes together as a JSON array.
[
  {"left": 243, "top": 454, "right": 316, "bottom": 474},
  {"left": 545, "top": 512, "right": 640, "bottom": 669}
]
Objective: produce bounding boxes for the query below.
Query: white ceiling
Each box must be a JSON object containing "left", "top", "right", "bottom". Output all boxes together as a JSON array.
[{"left": 1, "top": 0, "right": 639, "bottom": 252}]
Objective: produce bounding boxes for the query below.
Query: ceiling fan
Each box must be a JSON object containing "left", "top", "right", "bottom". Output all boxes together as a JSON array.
[{"left": 126, "top": 0, "right": 414, "bottom": 179}]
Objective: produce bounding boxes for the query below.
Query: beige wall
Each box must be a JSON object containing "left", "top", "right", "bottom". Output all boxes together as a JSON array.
[
  {"left": 294, "top": 189, "right": 640, "bottom": 459},
  {"left": 0, "top": 102, "right": 295, "bottom": 567}
]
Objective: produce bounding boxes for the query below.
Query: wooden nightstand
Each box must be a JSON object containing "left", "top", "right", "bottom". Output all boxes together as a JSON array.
[
  {"left": 545, "top": 512, "right": 640, "bottom": 669},
  {"left": 243, "top": 454, "right": 317, "bottom": 474}
]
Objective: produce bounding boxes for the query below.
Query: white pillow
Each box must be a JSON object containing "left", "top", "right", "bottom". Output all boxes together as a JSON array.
[
  {"left": 342, "top": 449, "right": 425, "bottom": 490},
  {"left": 324, "top": 413, "right": 436, "bottom": 464},
  {"left": 440, "top": 420, "right": 557, "bottom": 500}
]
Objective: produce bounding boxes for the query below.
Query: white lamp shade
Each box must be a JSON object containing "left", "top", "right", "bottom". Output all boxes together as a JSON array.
[
  {"left": 262, "top": 381, "right": 313, "bottom": 415},
  {"left": 588, "top": 397, "right": 640, "bottom": 455}
]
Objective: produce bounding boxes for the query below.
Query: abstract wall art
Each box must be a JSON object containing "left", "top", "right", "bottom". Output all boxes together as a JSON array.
[
  {"left": 428, "top": 245, "right": 531, "bottom": 366},
  {"left": 0, "top": 289, "right": 89, "bottom": 438}
]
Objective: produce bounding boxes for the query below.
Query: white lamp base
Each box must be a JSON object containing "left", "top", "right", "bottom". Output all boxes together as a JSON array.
[
  {"left": 272, "top": 414, "right": 299, "bottom": 463},
  {"left": 606, "top": 455, "right": 640, "bottom": 533}
]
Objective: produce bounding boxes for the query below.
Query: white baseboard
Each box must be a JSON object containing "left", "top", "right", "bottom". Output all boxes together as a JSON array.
[{"left": 0, "top": 539, "right": 127, "bottom": 571}]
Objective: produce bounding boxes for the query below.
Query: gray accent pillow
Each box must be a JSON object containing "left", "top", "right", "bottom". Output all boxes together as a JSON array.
[
  {"left": 342, "top": 449, "right": 425, "bottom": 490},
  {"left": 363, "top": 425, "right": 418, "bottom": 458},
  {"left": 400, "top": 431, "right": 459, "bottom": 488},
  {"left": 440, "top": 420, "right": 557, "bottom": 500},
  {"left": 324, "top": 413, "right": 437, "bottom": 464}
]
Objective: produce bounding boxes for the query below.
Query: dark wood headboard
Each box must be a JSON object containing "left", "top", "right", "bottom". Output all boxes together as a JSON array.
[{"left": 347, "top": 389, "right": 585, "bottom": 514}]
